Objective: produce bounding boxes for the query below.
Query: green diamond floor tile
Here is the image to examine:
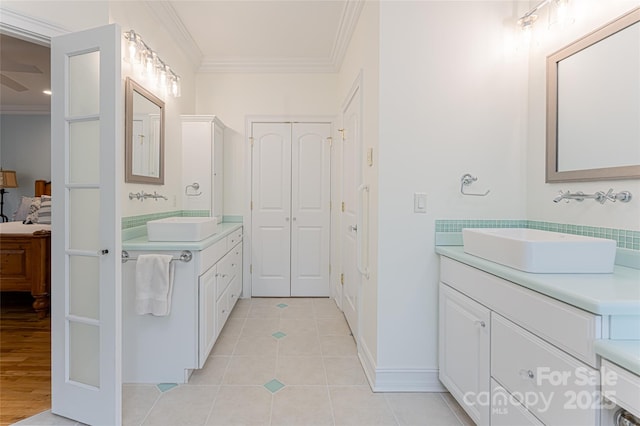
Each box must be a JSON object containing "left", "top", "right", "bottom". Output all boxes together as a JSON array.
[
  {"left": 272, "top": 331, "right": 287, "bottom": 339},
  {"left": 157, "top": 383, "right": 178, "bottom": 392},
  {"left": 264, "top": 379, "right": 285, "bottom": 393}
]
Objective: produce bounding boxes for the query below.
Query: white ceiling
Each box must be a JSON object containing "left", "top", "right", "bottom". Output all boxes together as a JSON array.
[
  {"left": 0, "top": 34, "right": 51, "bottom": 113},
  {"left": 0, "top": 1, "right": 362, "bottom": 112},
  {"left": 148, "top": 0, "right": 363, "bottom": 72}
]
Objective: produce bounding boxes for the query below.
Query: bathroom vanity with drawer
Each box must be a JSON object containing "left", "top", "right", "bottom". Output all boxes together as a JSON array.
[
  {"left": 122, "top": 223, "right": 243, "bottom": 383},
  {"left": 436, "top": 245, "right": 640, "bottom": 426}
]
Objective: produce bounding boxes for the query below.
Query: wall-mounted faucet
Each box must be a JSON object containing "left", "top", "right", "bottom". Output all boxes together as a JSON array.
[
  {"left": 129, "top": 190, "right": 169, "bottom": 202},
  {"left": 553, "top": 189, "right": 632, "bottom": 204}
]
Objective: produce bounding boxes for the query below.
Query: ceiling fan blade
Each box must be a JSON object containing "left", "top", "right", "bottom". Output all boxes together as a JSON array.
[
  {"left": 0, "top": 74, "right": 29, "bottom": 92},
  {"left": 0, "top": 59, "right": 42, "bottom": 74}
]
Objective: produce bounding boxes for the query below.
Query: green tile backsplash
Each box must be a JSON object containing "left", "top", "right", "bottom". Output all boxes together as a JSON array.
[
  {"left": 435, "top": 220, "right": 640, "bottom": 251},
  {"left": 121, "top": 210, "right": 209, "bottom": 230}
]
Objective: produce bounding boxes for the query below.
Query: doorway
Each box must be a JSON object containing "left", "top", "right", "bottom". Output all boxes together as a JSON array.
[
  {"left": 0, "top": 33, "right": 52, "bottom": 425},
  {"left": 250, "top": 121, "right": 332, "bottom": 297}
]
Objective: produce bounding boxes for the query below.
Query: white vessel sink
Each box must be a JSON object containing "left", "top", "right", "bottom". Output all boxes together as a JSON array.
[
  {"left": 147, "top": 217, "right": 218, "bottom": 242},
  {"left": 462, "top": 228, "right": 616, "bottom": 273}
]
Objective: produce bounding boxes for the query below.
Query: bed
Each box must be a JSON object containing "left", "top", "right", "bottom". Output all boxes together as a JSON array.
[{"left": 0, "top": 180, "right": 51, "bottom": 318}]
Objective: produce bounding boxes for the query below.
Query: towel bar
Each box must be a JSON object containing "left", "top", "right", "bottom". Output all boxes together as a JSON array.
[{"left": 121, "top": 250, "right": 193, "bottom": 263}]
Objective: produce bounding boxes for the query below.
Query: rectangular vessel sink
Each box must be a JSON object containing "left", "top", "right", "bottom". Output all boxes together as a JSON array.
[
  {"left": 147, "top": 217, "right": 218, "bottom": 242},
  {"left": 462, "top": 228, "right": 616, "bottom": 273}
]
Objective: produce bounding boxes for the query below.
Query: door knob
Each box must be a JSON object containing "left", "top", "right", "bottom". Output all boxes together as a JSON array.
[{"left": 285, "top": 217, "right": 290, "bottom": 222}]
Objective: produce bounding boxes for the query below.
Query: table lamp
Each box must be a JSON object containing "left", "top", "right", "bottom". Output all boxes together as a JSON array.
[{"left": 0, "top": 169, "right": 19, "bottom": 222}]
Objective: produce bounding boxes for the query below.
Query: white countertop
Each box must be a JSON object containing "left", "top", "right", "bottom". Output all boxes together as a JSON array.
[
  {"left": 435, "top": 246, "right": 640, "bottom": 316},
  {"left": 594, "top": 340, "right": 640, "bottom": 376},
  {"left": 122, "top": 222, "right": 242, "bottom": 251}
]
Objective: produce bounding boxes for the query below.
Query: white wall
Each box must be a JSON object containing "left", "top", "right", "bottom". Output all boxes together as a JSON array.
[
  {"left": 0, "top": 114, "right": 51, "bottom": 218},
  {"left": 110, "top": 2, "right": 198, "bottom": 218},
  {"left": 526, "top": 0, "right": 640, "bottom": 230},
  {"left": 377, "top": 0, "right": 529, "bottom": 376},
  {"left": 336, "top": 0, "right": 381, "bottom": 371},
  {"left": 195, "top": 73, "right": 339, "bottom": 216}
]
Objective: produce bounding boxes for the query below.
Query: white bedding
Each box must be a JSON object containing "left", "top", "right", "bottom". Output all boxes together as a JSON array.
[{"left": 0, "top": 221, "right": 51, "bottom": 235}]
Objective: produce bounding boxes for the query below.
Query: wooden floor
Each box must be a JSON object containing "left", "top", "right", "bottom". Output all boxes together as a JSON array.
[{"left": 0, "top": 292, "right": 51, "bottom": 426}]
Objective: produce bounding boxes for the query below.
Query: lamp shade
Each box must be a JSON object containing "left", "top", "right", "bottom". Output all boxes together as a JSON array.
[{"left": 0, "top": 170, "right": 18, "bottom": 189}]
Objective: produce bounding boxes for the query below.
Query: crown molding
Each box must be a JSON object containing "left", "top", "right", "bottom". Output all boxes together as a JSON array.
[
  {"left": 143, "top": 1, "right": 203, "bottom": 69},
  {"left": 0, "top": 7, "right": 69, "bottom": 44},
  {"left": 0, "top": 104, "right": 50, "bottom": 115},
  {"left": 197, "top": 0, "right": 364, "bottom": 73},
  {"left": 329, "top": 0, "right": 365, "bottom": 71}
]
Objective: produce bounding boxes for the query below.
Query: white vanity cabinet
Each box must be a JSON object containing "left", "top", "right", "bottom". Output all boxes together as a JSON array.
[
  {"left": 439, "top": 256, "right": 601, "bottom": 426},
  {"left": 123, "top": 225, "right": 242, "bottom": 383},
  {"left": 181, "top": 115, "right": 225, "bottom": 220},
  {"left": 439, "top": 282, "right": 490, "bottom": 425},
  {"left": 197, "top": 228, "right": 244, "bottom": 369}
]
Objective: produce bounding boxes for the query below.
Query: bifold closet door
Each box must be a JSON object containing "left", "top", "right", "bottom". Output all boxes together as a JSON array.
[
  {"left": 290, "top": 123, "right": 330, "bottom": 296},
  {"left": 252, "top": 123, "right": 292, "bottom": 297},
  {"left": 251, "top": 122, "right": 331, "bottom": 297}
]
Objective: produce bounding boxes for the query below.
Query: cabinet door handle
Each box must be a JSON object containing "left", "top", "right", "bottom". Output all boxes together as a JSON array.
[
  {"left": 519, "top": 369, "right": 535, "bottom": 380},
  {"left": 475, "top": 320, "right": 486, "bottom": 328}
]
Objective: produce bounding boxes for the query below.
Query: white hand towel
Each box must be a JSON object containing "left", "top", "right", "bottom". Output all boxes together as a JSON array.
[{"left": 135, "top": 254, "right": 175, "bottom": 316}]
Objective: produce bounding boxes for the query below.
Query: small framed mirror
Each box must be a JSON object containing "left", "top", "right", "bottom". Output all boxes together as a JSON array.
[
  {"left": 546, "top": 7, "right": 640, "bottom": 182},
  {"left": 125, "top": 77, "right": 165, "bottom": 184}
]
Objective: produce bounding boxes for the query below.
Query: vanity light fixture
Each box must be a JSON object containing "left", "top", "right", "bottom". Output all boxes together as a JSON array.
[
  {"left": 517, "top": 0, "right": 570, "bottom": 33},
  {"left": 123, "top": 29, "right": 181, "bottom": 98}
]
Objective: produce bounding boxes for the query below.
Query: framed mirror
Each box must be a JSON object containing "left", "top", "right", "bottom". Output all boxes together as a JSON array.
[
  {"left": 125, "top": 77, "right": 165, "bottom": 184},
  {"left": 546, "top": 7, "right": 640, "bottom": 182}
]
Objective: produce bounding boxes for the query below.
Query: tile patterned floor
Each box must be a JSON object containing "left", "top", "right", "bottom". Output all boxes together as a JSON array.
[{"left": 15, "top": 298, "right": 474, "bottom": 426}]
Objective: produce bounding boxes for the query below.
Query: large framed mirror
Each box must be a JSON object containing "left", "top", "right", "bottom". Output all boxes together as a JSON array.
[
  {"left": 125, "top": 77, "right": 165, "bottom": 184},
  {"left": 546, "top": 7, "right": 640, "bottom": 182}
]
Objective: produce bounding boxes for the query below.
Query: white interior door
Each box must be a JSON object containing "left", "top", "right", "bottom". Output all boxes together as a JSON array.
[
  {"left": 251, "top": 123, "right": 292, "bottom": 297},
  {"left": 291, "top": 123, "right": 331, "bottom": 297},
  {"left": 51, "top": 24, "right": 122, "bottom": 425},
  {"left": 341, "top": 89, "right": 362, "bottom": 337}
]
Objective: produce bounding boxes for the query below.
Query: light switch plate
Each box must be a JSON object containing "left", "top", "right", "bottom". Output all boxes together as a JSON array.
[{"left": 414, "top": 193, "right": 427, "bottom": 213}]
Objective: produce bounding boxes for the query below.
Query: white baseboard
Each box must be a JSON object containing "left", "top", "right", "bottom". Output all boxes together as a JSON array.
[{"left": 357, "top": 339, "right": 446, "bottom": 392}]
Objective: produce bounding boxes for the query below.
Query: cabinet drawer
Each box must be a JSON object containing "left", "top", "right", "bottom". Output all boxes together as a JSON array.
[
  {"left": 216, "top": 253, "right": 234, "bottom": 298},
  {"left": 216, "top": 293, "right": 230, "bottom": 336},
  {"left": 441, "top": 257, "right": 601, "bottom": 366},
  {"left": 229, "top": 244, "right": 242, "bottom": 280},
  {"left": 491, "top": 379, "right": 544, "bottom": 426},
  {"left": 491, "top": 313, "right": 600, "bottom": 426},
  {"left": 227, "top": 228, "right": 243, "bottom": 248},
  {"left": 199, "top": 238, "right": 227, "bottom": 274},
  {"left": 227, "top": 276, "right": 241, "bottom": 312},
  {"left": 601, "top": 359, "right": 640, "bottom": 418}
]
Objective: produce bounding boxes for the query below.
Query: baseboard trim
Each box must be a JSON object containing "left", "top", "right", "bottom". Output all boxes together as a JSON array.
[
  {"left": 357, "top": 339, "right": 446, "bottom": 392},
  {"left": 372, "top": 368, "right": 446, "bottom": 392}
]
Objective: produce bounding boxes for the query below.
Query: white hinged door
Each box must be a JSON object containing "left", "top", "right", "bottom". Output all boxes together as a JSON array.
[{"left": 51, "top": 23, "right": 122, "bottom": 425}]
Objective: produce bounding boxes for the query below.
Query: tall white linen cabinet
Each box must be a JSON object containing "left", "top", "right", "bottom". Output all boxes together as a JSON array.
[{"left": 181, "top": 115, "right": 225, "bottom": 220}]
